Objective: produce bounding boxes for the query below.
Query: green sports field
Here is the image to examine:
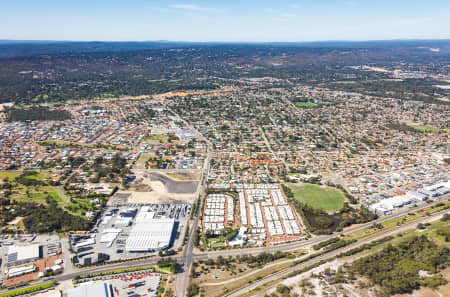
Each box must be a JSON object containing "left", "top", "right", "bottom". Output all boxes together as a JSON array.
[
  {"left": 408, "top": 125, "right": 442, "bottom": 133},
  {"left": 286, "top": 183, "right": 345, "bottom": 213}
]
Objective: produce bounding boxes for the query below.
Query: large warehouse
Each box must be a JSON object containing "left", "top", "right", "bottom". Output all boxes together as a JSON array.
[
  {"left": 7, "top": 244, "right": 40, "bottom": 267},
  {"left": 125, "top": 207, "right": 175, "bottom": 252},
  {"left": 67, "top": 282, "right": 112, "bottom": 297}
]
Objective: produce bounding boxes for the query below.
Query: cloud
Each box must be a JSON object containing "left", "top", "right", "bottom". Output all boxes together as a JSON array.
[{"left": 169, "top": 4, "right": 224, "bottom": 13}]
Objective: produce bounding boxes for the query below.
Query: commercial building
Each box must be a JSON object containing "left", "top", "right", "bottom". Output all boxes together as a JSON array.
[
  {"left": 407, "top": 191, "right": 428, "bottom": 201},
  {"left": 125, "top": 207, "right": 175, "bottom": 252},
  {"left": 6, "top": 264, "right": 36, "bottom": 278},
  {"left": 369, "top": 195, "right": 412, "bottom": 215},
  {"left": 100, "top": 228, "right": 122, "bottom": 247},
  {"left": 67, "top": 282, "right": 113, "bottom": 297},
  {"left": 6, "top": 244, "right": 40, "bottom": 267}
]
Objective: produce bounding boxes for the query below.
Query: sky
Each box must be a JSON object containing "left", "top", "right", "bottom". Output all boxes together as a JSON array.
[{"left": 1, "top": 0, "right": 450, "bottom": 42}]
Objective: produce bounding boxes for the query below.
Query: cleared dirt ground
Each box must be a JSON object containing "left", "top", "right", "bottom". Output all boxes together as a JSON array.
[{"left": 111, "top": 169, "right": 200, "bottom": 204}]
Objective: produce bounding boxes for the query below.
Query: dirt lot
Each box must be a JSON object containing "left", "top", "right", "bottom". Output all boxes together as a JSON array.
[
  {"left": 167, "top": 171, "right": 201, "bottom": 181},
  {"left": 111, "top": 169, "right": 200, "bottom": 204},
  {"left": 146, "top": 172, "right": 199, "bottom": 193}
]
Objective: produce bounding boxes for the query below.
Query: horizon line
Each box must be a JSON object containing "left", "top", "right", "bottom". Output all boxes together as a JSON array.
[{"left": 1, "top": 38, "right": 450, "bottom": 44}]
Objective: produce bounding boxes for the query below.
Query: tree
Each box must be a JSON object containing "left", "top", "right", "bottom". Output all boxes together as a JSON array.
[{"left": 187, "top": 284, "right": 200, "bottom": 297}]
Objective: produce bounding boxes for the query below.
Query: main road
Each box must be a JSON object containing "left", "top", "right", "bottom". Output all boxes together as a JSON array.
[
  {"left": 176, "top": 150, "right": 211, "bottom": 297},
  {"left": 4, "top": 195, "right": 447, "bottom": 296},
  {"left": 226, "top": 207, "right": 450, "bottom": 297}
]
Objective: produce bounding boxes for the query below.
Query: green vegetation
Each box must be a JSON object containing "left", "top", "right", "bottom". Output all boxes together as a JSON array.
[
  {"left": 0, "top": 194, "right": 91, "bottom": 233},
  {"left": 320, "top": 238, "right": 357, "bottom": 252},
  {"left": 387, "top": 122, "right": 445, "bottom": 133},
  {"left": 337, "top": 236, "right": 395, "bottom": 257},
  {"left": 409, "top": 124, "right": 441, "bottom": 133},
  {"left": 286, "top": 183, "right": 345, "bottom": 212},
  {"left": 425, "top": 220, "right": 450, "bottom": 246},
  {"left": 0, "top": 282, "right": 56, "bottom": 297},
  {"left": 66, "top": 196, "right": 105, "bottom": 217},
  {"left": 190, "top": 197, "right": 200, "bottom": 220},
  {"left": 313, "top": 237, "right": 341, "bottom": 250},
  {"left": 187, "top": 283, "right": 200, "bottom": 297},
  {"left": 8, "top": 106, "right": 71, "bottom": 122},
  {"left": 77, "top": 265, "right": 156, "bottom": 279},
  {"left": 145, "top": 156, "right": 176, "bottom": 169},
  {"left": 345, "top": 200, "right": 450, "bottom": 241},
  {"left": 351, "top": 235, "right": 450, "bottom": 295},
  {"left": 211, "top": 242, "right": 226, "bottom": 248},
  {"left": 38, "top": 140, "right": 128, "bottom": 152},
  {"left": 0, "top": 170, "right": 106, "bottom": 231},
  {"left": 203, "top": 227, "right": 238, "bottom": 249},
  {"left": 144, "top": 134, "right": 170, "bottom": 142},
  {"left": 295, "top": 102, "right": 317, "bottom": 108},
  {"left": 291, "top": 238, "right": 356, "bottom": 268},
  {"left": 157, "top": 257, "right": 180, "bottom": 273},
  {"left": 88, "top": 155, "right": 130, "bottom": 184},
  {"left": 195, "top": 251, "right": 291, "bottom": 274},
  {"left": 283, "top": 184, "right": 377, "bottom": 234},
  {"left": 327, "top": 78, "right": 449, "bottom": 105},
  {"left": 294, "top": 101, "right": 334, "bottom": 109},
  {"left": 1, "top": 43, "right": 449, "bottom": 106},
  {"left": 0, "top": 170, "right": 63, "bottom": 204}
]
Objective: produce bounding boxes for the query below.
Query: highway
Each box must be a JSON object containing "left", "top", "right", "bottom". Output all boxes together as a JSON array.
[
  {"left": 193, "top": 195, "right": 450, "bottom": 259},
  {"left": 2, "top": 195, "right": 448, "bottom": 296},
  {"left": 225, "top": 208, "right": 450, "bottom": 297}
]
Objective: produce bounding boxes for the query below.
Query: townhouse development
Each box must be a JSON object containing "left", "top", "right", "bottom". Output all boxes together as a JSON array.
[
  {"left": 0, "top": 78, "right": 448, "bottom": 290},
  {"left": 202, "top": 184, "right": 303, "bottom": 247}
]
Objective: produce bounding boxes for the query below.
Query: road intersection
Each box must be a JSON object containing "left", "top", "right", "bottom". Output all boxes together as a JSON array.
[{"left": 23, "top": 195, "right": 447, "bottom": 297}]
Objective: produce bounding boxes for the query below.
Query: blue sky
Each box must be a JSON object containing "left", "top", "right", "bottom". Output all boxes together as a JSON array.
[{"left": 1, "top": 0, "right": 449, "bottom": 42}]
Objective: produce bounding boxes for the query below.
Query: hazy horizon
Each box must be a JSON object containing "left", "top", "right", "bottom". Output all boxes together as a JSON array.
[{"left": 1, "top": 38, "right": 450, "bottom": 44}]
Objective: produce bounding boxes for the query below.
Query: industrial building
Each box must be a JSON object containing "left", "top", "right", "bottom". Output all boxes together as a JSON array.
[
  {"left": 67, "top": 282, "right": 113, "bottom": 297},
  {"left": 6, "top": 244, "right": 40, "bottom": 267},
  {"left": 369, "top": 195, "right": 412, "bottom": 215},
  {"left": 100, "top": 228, "right": 122, "bottom": 247},
  {"left": 6, "top": 263, "right": 36, "bottom": 278},
  {"left": 125, "top": 207, "right": 175, "bottom": 252},
  {"left": 370, "top": 181, "right": 450, "bottom": 215}
]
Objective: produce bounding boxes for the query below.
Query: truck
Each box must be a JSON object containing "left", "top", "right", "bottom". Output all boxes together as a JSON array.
[{"left": 128, "top": 281, "right": 145, "bottom": 288}]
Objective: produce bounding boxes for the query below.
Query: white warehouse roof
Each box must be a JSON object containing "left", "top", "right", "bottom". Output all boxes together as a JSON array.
[
  {"left": 125, "top": 210, "right": 174, "bottom": 252},
  {"left": 7, "top": 245, "right": 40, "bottom": 264},
  {"left": 67, "top": 282, "right": 111, "bottom": 297},
  {"left": 369, "top": 195, "right": 412, "bottom": 214}
]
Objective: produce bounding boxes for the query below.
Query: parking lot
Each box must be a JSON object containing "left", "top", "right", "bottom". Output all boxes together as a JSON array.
[
  {"left": 106, "top": 272, "right": 161, "bottom": 297},
  {"left": 71, "top": 203, "right": 191, "bottom": 266},
  {"left": 73, "top": 270, "right": 162, "bottom": 297}
]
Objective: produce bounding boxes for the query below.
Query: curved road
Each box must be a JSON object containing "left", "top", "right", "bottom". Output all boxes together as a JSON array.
[
  {"left": 225, "top": 208, "right": 450, "bottom": 297},
  {"left": 3, "top": 195, "right": 447, "bottom": 296}
]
